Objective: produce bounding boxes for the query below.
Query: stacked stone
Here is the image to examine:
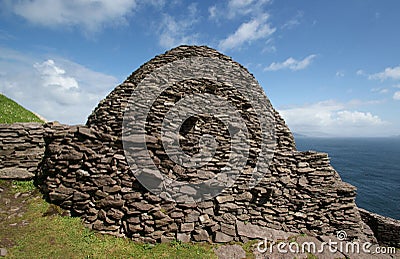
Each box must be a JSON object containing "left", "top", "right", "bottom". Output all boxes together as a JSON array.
[
  {"left": 0, "top": 122, "right": 45, "bottom": 179},
  {"left": 86, "top": 46, "right": 295, "bottom": 152},
  {"left": 359, "top": 208, "right": 400, "bottom": 247},
  {"left": 37, "top": 121, "right": 366, "bottom": 243},
  {"left": 35, "top": 46, "right": 369, "bottom": 243}
]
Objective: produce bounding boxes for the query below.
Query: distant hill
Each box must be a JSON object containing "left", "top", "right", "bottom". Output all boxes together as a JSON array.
[
  {"left": 293, "top": 132, "right": 309, "bottom": 138},
  {"left": 0, "top": 94, "right": 44, "bottom": 123}
]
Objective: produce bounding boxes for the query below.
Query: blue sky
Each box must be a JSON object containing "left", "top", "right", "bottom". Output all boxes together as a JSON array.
[{"left": 1, "top": 0, "right": 400, "bottom": 137}]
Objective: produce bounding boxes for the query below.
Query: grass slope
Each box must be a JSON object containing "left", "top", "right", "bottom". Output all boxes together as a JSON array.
[
  {"left": 0, "top": 94, "right": 43, "bottom": 123},
  {"left": 0, "top": 181, "right": 217, "bottom": 259}
]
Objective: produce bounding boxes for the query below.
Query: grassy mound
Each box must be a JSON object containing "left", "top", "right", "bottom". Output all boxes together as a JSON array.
[{"left": 0, "top": 94, "right": 43, "bottom": 123}]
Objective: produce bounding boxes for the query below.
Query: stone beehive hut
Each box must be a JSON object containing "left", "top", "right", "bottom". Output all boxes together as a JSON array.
[{"left": 2, "top": 45, "right": 379, "bottom": 244}]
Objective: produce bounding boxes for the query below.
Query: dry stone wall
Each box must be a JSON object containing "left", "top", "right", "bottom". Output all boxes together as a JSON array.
[
  {"left": 1, "top": 45, "right": 398, "bottom": 246},
  {"left": 359, "top": 208, "right": 400, "bottom": 247},
  {"left": 0, "top": 123, "right": 45, "bottom": 179},
  {"left": 37, "top": 120, "right": 366, "bottom": 243},
  {"left": 36, "top": 46, "right": 367, "bottom": 243}
]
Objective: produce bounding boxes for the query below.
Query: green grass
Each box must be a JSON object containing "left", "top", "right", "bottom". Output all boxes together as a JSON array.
[
  {"left": 10, "top": 180, "right": 36, "bottom": 193},
  {"left": 0, "top": 94, "right": 43, "bottom": 123},
  {"left": 1, "top": 181, "right": 217, "bottom": 259}
]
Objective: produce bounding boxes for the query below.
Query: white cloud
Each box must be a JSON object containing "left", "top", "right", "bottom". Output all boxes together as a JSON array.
[
  {"left": 226, "top": 0, "right": 270, "bottom": 19},
  {"left": 367, "top": 66, "right": 400, "bottom": 81},
  {"left": 210, "top": 0, "right": 274, "bottom": 51},
  {"left": 208, "top": 5, "right": 217, "bottom": 20},
  {"left": 261, "top": 38, "right": 276, "bottom": 53},
  {"left": 146, "top": 0, "right": 166, "bottom": 9},
  {"left": 394, "top": 91, "right": 400, "bottom": 100},
  {"left": 218, "top": 14, "right": 275, "bottom": 51},
  {"left": 158, "top": 3, "right": 200, "bottom": 48},
  {"left": 0, "top": 47, "right": 118, "bottom": 124},
  {"left": 281, "top": 11, "right": 303, "bottom": 30},
  {"left": 208, "top": 0, "right": 270, "bottom": 21},
  {"left": 356, "top": 69, "right": 365, "bottom": 76},
  {"left": 336, "top": 71, "right": 345, "bottom": 77},
  {"left": 34, "top": 60, "right": 79, "bottom": 90},
  {"left": 5, "top": 0, "right": 137, "bottom": 32},
  {"left": 347, "top": 99, "right": 385, "bottom": 106},
  {"left": 278, "top": 100, "right": 389, "bottom": 137},
  {"left": 371, "top": 87, "right": 389, "bottom": 94},
  {"left": 335, "top": 110, "right": 383, "bottom": 125},
  {"left": 264, "top": 54, "right": 316, "bottom": 71}
]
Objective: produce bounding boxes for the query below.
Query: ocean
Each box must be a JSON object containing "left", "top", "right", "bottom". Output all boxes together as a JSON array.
[{"left": 295, "top": 137, "right": 400, "bottom": 220}]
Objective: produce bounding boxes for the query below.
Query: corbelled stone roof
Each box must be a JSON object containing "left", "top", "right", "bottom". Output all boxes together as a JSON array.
[{"left": 86, "top": 45, "right": 296, "bottom": 151}]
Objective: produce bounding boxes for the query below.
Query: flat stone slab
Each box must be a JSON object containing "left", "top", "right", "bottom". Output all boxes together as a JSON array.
[
  {"left": 0, "top": 168, "right": 34, "bottom": 180},
  {"left": 215, "top": 244, "right": 246, "bottom": 259},
  {"left": 0, "top": 248, "right": 7, "bottom": 257},
  {"left": 236, "top": 220, "right": 297, "bottom": 241}
]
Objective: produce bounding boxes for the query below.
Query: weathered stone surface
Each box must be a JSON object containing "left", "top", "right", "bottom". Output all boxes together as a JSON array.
[
  {"left": 214, "top": 232, "right": 234, "bottom": 243},
  {"left": 176, "top": 233, "right": 191, "bottom": 243},
  {"left": 192, "top": 229, "right": 209, "bottom": 241},
  {"left": 236, "top": 221, "right": 297, "bottom": 241},
  {"left": 180, "top": 222, "right": 195, "bottom": 232},
  {"left": 0, "top": 248, "right": 7, "bottom": 257},
  {"left": 97, "top": 197, "right": 124, "bottom": 208},
  {"left": 215, "top": 245, "right": 246, "bottom": 259},
  {"left": 0, "top": 123, "right": 44, "bottom": 180},
  {"left": 0, "top": 168, "right": 34, "bottom": 180},
  {"left": 235, "top": 191, "right": 252, "bottom": 201},
  {"left": 359, "top": 208, "right": 400, "bottom": 248},
  {"left": 199, "top": 214, "right": 210, "bottom": 224},
  {"left": 216, "top": 196, "right": 234, "bottom": 204}
]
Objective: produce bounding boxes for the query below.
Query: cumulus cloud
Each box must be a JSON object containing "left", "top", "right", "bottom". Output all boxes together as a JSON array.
[
  {"left": 218, "top": 14, "right": 275, "bottom": 51},
  {"left": 264, "top": 54, "right": 316, "bottom": 71},
  {"left": 335, "top": 110, "right": 383, "bottom": 125},
  {"left": 4, "top": 0, "right": 137, "bottom": 32},
  {"left": 394, "top": 91, "right": 400, "bottom": 100},
  {"left": 34, "top": 60, "right": 79, "bottom": 90},
  {"left": 158, "top": 3, "right": 200, "bottom": 48},
  {"left": 278, "top": 100, "right": 389, "bottom": 137},
  {"left": 367, "top": 66, "right": 400, "bottom": 81},
  {"left": 0, "top": 47, "right": 118, "bottom": 124}
]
